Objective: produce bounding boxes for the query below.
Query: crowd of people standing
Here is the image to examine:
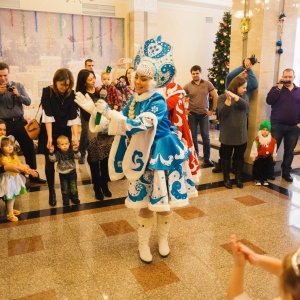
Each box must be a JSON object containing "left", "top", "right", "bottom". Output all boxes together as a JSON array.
[{"left": 1, "top": 55, "right": 300, "bottom": 219}]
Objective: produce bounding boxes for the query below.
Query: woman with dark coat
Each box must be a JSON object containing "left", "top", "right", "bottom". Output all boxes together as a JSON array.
[
  {"left": 38, "top": 68, "right": 80, "bottom": 206},
  {"left": 217, "top": 76, "right": 249, "bottom": 189}
]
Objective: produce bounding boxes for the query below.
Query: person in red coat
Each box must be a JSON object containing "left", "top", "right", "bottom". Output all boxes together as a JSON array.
[
  {"left": 166, "top": 82, "right": 200, "bottom": 184},
  {"left": 250, "top": 120, "right": 277, "bottom": 186}
]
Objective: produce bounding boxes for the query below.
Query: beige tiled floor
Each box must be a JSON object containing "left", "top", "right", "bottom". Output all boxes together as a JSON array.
[{"left": 1, "top": 140, "right": 300, "bottom": 299}]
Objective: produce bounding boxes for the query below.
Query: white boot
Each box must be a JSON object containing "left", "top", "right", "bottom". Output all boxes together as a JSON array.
[
  {"left": 137, "top": 216, "right": 153, "bottom": 263},
  {"left": 157, "top": 212, "right": 173, "bottom": 257}
]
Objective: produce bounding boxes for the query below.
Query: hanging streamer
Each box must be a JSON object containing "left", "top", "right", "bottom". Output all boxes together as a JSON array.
[
  {"left": 109, "top": 17, "right": 113, "bottom": 41},
  {"left": 90, "top": 16, "right": 94, "bottom": 52},
  {"left": 22, "top": 11, "right": 27, "bottom": 47},
  {"left": 99, "top": 17, "right": 103, "bottom": 57},
  {"left": 72, "top": 14, "right": 75, "bottom": 52},
  {"left": 0, "top": 26, "right": 2, "bottom": 56},
  {"left": 47, "top": 12, "right": 53, "bottom": 49},
  {"left": 34, "top": 11, "right": 38, "bottom": 32},
  {"left": 59, "top": 14, "right": 63, "bottom": 37},
  {"left": 82, "top": 15, "right": 85, "bottom": 57},
  {"left": 122, "top": 19, "right": 125, "bottom": 48},
  {"left": 10, "top": 9, "right": 14, "bottom": 27}
]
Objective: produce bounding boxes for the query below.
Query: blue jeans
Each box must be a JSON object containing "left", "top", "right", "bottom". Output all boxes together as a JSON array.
[
  {"left": 59, "top": 171, "right": 79, "bottom": 202},
  {"left": 188, "top": 112, "right": 210, "bottom": 159},
  {"left": 271, "top": 123, "right": 300, "bottom": 175}
]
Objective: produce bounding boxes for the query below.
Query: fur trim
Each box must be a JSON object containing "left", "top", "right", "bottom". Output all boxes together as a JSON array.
[{"left": 258, "top": 130, "right": 272, "bottom": 146}]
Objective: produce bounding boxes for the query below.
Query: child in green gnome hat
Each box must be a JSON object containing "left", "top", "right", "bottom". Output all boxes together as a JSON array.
[{"left": 250, "top": 120, "right": 277, "bottom": 186}]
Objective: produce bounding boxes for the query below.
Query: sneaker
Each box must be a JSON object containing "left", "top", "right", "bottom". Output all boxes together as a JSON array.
[
  {"left": 262, "top": 181, "right": 269, "bottom": 186},
  {"left": 254, "top": 180, "right": 261, "bottom": 186}
]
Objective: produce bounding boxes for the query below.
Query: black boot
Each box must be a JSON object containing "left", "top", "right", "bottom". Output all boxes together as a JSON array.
[
  {"left": 89, "top": 160, "right": 104, "bottom": 201},
  {"left": 100, "top": 157, "right": 112, "bottom": 197},
  {"left": 222, "top": 160, "right": 232, "bottom": 189},
  {"left": 45, "top": 170, "right": 56, "bottom": 206},
  {"left": 212, "top": 159, "right": 222, "bottom": 173},
  {"left": 101, "top": 180, "right": 112, "bottom": 197},
  {"left": 235, "top": 160, "right": 244, "bottom": 189}
]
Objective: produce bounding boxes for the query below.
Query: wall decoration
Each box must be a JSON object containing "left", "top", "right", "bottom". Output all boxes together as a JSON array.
[{"left": 0, "top": 8, "right": 125, "bottom": 120}]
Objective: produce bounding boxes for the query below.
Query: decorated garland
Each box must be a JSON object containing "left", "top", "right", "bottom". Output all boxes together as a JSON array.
[
  {"left": 122, "top": 19, "right": 125, "bottom": 48},
  {"left": 99, "top": 17, "right": 103, "bottom": 56},
  {"left": 277, "top": 13, "right": 286, "bottom": 55},
  {"left": 59, "top": 14, "right": 63, "bottom": 37},
  {"left": 47, "top": 12, "right": 53, "bottom": 49},
  {"left": 10, "top": 9, "right": 14, "bottom": 27},
  {"left": 0, "top": 26, "right": 2, "bottom": 56},
  {"left": 71, "top": 14, "right": 75, "bottom": 52},
  {"left": 81, "top": 15, "right": 85, "bottom": 56},
  {"left": 22, "top": 11, "right": 27, "bottom": 47},
  {"left": 90, "top": 16, "right": 94, "bottom": 51},
  {"left": 34, "top": 11, "right": 38, "bottom": 32}
]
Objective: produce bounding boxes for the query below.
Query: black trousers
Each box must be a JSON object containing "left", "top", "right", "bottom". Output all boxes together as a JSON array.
[
  {"left": 252, "top": 156, "right": 273, "bottom": 182},
  {"left": 5, "top": 119, "right": 37, "bottom": 169},
  {"left": 220, "top": 143, "right": 247, "bottom": 161}
]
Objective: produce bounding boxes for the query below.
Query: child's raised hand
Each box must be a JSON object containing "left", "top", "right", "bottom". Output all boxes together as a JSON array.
[
  {"left": 273, "top": 156, "right": 277, "bottom": 162},
  {"left": 231, "top": 235, "right": 247, "bottom": 268},
  {"left": 239, "top": 243, "right": 260, "bottom": 266},
  {"left": 73, "top": 144, "right": 78, "bottom": 151}
]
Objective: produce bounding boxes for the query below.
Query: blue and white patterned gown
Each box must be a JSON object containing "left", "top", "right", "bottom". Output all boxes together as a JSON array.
[{"left": 90, "top": 90, "right": 198, "bottom": 212}]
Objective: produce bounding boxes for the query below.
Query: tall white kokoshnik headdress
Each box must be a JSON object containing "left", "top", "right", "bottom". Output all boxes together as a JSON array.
[{"left": 134, "top": 35, "right": 176, "bottom": 88}]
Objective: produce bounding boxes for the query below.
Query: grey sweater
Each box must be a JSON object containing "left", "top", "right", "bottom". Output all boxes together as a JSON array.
[{"left": 217, "top": 93, "right": 249, "bottom": 145}]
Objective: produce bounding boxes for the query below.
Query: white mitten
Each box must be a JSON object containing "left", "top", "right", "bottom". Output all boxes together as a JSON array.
[
  {"left": 95, "top": 99, "right": 113, "bottom": 120},
  {"left": 75, "top": 92, "right": 95, "bottom": 114}
]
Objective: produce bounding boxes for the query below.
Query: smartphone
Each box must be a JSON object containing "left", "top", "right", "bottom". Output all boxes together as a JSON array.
[{"left": 122, "top": 58, "right": 132, "bottom": 64}]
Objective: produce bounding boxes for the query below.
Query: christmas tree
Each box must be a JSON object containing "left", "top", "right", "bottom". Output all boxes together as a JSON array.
[{"left": 208, "top": 11, "right": 231, "bottom": 95}]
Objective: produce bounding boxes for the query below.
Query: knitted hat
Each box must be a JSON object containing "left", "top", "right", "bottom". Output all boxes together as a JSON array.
[
  {"left": 259, "top": 120, "right": 271, "bottom": 131},
  {"left": 134, "top": 36, "right": 176, "bottom": 88},
  {"left": 165, "top": 82, "right": 186, "bottom": 99}
]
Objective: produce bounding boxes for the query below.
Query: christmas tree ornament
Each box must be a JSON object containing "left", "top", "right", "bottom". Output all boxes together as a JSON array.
[
  {"left": 276, "top": 40, "right": 282, "bottom": 46},
  {"left": 220, "top": 79, "right": 224, "bottom": 85},
  {"left": 278, "top": 48, "right": 283, "bottom": 54},
  {"left": 240, "top": 17, "right": 251, "bottom": 40}
]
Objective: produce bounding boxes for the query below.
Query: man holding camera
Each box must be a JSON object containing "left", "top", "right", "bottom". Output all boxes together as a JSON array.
[
  {"left": 266, "top": 68, "right": 300, "bottom": 182},
  {"left": 0, "top": 62, "right": 46, "bottom": 184}
]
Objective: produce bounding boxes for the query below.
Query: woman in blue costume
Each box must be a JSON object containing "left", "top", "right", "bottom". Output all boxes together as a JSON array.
[{"left": 75, "top": 36, "right": 197, "bottom": 263}]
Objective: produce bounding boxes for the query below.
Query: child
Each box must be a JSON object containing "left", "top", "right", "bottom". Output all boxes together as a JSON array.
[
  {"left": 0, "top": 135, "right": 38, "bottom": 222},
  {"left": 100, "top": 71, "right": 120, "bottom": 111},
  {"left": 49, "top": 135, "right": 81, "bottom": 206},
  {"left": 228, "top": 234, "right": 300, "bottom": 300},
  {"left": 250, "top": 120, "right": 277, "bottom": 186}
]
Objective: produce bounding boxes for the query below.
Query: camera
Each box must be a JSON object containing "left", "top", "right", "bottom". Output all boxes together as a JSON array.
[
  {"left": 6, "top": 82, "right": 14, "bottom": 92},
  {"left": 279, "top": 80, "right": 291, "bottom": 84}
]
